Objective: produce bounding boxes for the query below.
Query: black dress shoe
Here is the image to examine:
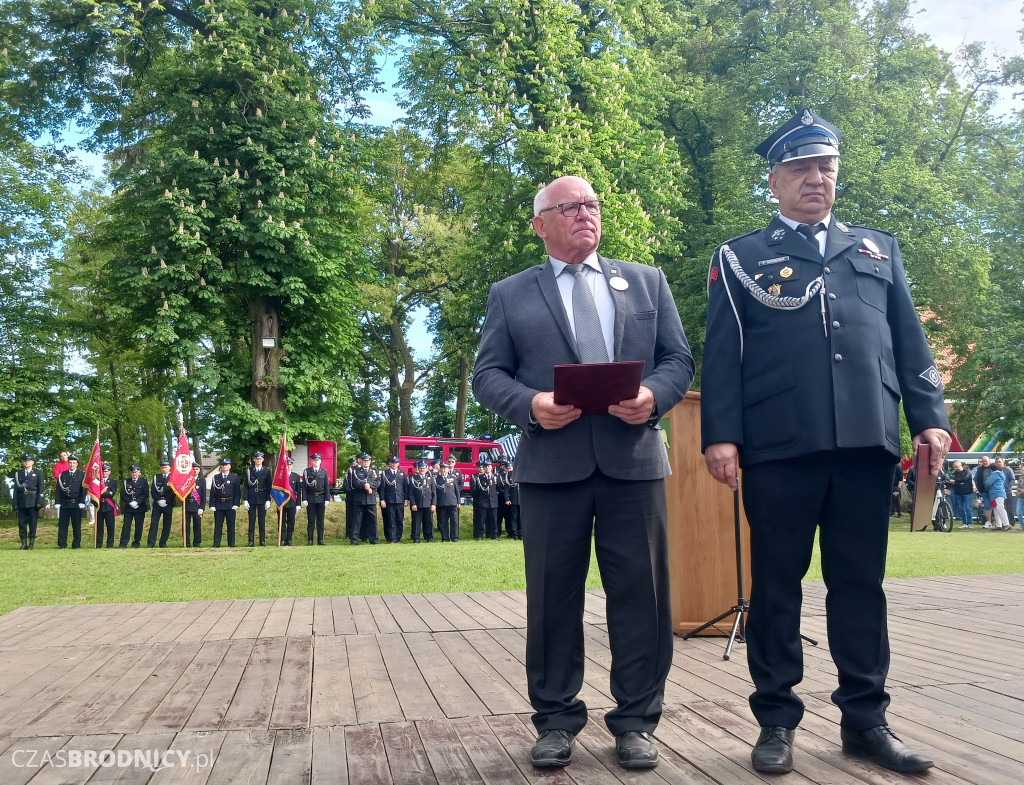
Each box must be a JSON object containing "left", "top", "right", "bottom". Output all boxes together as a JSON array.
[
  {"left": 615, "top": 731, "right": 658, "bottom": 769},
  {"left": 841, "top": 725, "right": 933, "bottom": 772},
  {"left": 751, "top": 726, "right": 794, "bottom": 773},
  {"left": 530, "top": 729, "right": 574, "bottom": 768}
]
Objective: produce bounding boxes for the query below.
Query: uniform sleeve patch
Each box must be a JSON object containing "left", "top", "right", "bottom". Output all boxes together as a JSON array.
[
  {"left": 919, "top": 366, "right": 942, "bottom": 388},
  {"left": 709, "top": 266, "right": 720, "bottom": 284}
]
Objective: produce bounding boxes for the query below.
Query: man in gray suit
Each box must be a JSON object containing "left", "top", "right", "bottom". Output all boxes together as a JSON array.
[{"left": 473, "top": 175, "right": 694, "bottom": 770}]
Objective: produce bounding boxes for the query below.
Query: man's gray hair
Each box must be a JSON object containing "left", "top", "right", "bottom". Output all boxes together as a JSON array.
[{"left": 533, "top": 183, "right": 551, "bottom": 217}]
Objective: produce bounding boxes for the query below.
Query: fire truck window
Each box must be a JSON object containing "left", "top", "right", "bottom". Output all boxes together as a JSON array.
[
  {"left": 404, "top": 445, "right": 440, "bottom": 462},
  {"left": 448, "top": 447, "right": 473, "bottom": 463}
]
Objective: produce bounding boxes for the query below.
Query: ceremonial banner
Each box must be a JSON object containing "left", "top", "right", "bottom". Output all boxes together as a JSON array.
[
  {"left": 271, "top": 437, "right": 294, "bottom": 508},
  {"left": 86, "top": 440, "right": 104, "bottom": 505},
  {"left": 169, "top": 430, "right": 197, "bottom": 501}
]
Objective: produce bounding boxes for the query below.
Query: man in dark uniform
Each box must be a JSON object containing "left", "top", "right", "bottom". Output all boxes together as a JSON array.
[
  {"left": 184, "top": 462, "right": 206, "bottom": 547},
  {"left": 93, "top": 464, "right": 118, "bottom": 548},
  {"left": 301, "top": 452, "right": 331, "bottom": 545},
  {"left": 470, "top": 458, "right": 500, "bottom": 539},
  {"left": 446, "top": 455, "right": 464, "bottom": 512},
  {"left": 120, "top": 464, "right": 149, "bottom": 548},
  {"left": 244, "top": 451, "right": 272, "bottom": 546},
  {"left": 55, "top": 454, "right": 87, "bottom": 549},
  {"left": 342, "top": 458, "right": 359, "bottom": 544},
  {"left": 408, "top": 460, "right": 436, "bottom": 542},
  {"left": 12, "top": 453, "right": 44, "bottom": 550},
  {"left": 701, "top": 108, "right": 951, "bottom": 775},
  {"left": 495, "top": 458, "right": 511, "bottom": 536},
  {"left": 379, "top": 456, "right": 408, "bottom": 543},
  {"left": 502, "top": 460, "right": 522, "bottom": 540},
  {"left": 210, "top": 458, "right": 241, "bottom": 547},
  {"left": 347, "top": 453, "right": 379, "bottom": 544},
  {"left": 434, "top": 462, "right": 461, "bottom": 542},
  {"left": 147, "top": 460, "right": 176, "bottom": 547},
  {"left": 280, "top": 458, "right": 302, "bottom": 546}
]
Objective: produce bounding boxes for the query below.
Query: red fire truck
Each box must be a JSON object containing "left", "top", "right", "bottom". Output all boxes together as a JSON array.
[{"left": 397, "top": 436, "right": 505, "bottom": 501}]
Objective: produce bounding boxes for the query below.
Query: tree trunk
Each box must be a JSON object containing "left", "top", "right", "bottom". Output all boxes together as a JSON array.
[
  {"left": 389, "top": 319, "right": 417, "bottom": 437},
  {"left": 455, "top": 354, "right": 469, "bottom": 438},
  {"left": 108, "top": 358, "right": 126, "bottom": 478},
  {"left": 250, "top": 297, "right": 284, "bottom": 412}
]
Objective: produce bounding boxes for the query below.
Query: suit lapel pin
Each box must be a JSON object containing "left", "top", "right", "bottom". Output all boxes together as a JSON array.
[{"left": 609, "top": 276, "right": 629, "bottom": 291}]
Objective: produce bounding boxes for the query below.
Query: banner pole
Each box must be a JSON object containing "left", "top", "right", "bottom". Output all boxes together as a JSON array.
[{"left": 278, "top": 502, "right": 284, "bottom": 546}]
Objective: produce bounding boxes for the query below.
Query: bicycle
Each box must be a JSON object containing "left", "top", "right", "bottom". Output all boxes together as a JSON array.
[{"left": 931, "top": 474, "right": 953, "bottom": 533}]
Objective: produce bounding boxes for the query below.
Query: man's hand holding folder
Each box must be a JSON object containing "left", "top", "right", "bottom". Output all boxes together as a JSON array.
[{"left": 531, "top": 360, "right": 650, "bottom": 428}]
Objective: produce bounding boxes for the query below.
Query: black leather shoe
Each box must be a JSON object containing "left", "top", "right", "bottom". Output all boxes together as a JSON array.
[
  {"left": 751, "top": 726, "right": 794, "bottom": 773},
  {"left": 530, "top": 729, "right": 574, "bottom": 768},
  {"left": 841, "top": 725, "right": 933, "bottom": 772},
  {"left": 615, "top": 731, "right": 658, "bottom": 769}
]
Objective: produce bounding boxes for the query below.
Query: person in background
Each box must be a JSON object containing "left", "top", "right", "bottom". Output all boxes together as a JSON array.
[
  {"left": 434, "top": 462, "right": 461, "bottom": 542},
  {"left": 119, "top": 464, "right": 149, "bottom": 548},
  {"left": 12, "top": 453, "right": 44, "bottom": 550},
  {"left": 148, "top": 460, "right": 176, "bottom": 548},
  {"left": 302, "top": 452, "right": 331, "bottom": 545},
  {"left": 280, "top": 458, "right": 302, "bottom": 546},
  {"left": 244, "top": 451, "right": 272, "bottom": 546},
  {"left": 890, "top": 464, "right": 903, "bottom": 519},
  {"left": 949, "top": 460, "right": 975, "bottom": 529},
  {"left": 973, "top": 456, "right": 994, "bottom": 528},
  {"left": 994, "top": 457, "right": 1016, "bottom": 530},
  {"left": 210, "top": 458, "right": 241, "bottom": 547},
  {"left": 184, "top": 462, "right": 206, "bottom": 547},
  {"left": 985, "top": 464, "right": 1010, "bottom": 530},
  {"left": 94, "top": 464, "right": 118, "bottom": 548},
  {"left": 55, "top": 455, "right": 87, "bottom": 549},
  {"left": 407, "top": 460, "right": 436, "bottom": 543},
  {"left": 502, "top": 460, "right": 522, "bottom": 540},
  {"left": 379, "top": 456, "right": 408, "bottom": 544},
  {"left": 53, "top": 451, "right": 69, "bottom": 481}
]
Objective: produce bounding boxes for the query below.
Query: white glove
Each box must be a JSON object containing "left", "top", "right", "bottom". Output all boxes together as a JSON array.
[
  {"left": 243, "top": 500, "right": 250, "bottom": 510},
  {"left": 198, "top": 509, "right": 204, "bottom": 516},
  {"left": 158, "top": 499, "right": 167, "bottom": 507},
  {"left": 265, "top": 500, "right": 271, "bottom": 510},
  {"left": 325, "top": 499, "right": 330, "bottom": 505},
  {"left": 54, "top": 503, "right": 61, "bottom": 511},
  {"left": 302, "top": 500, "right": 308, "bottom": 508},
  {"left": 78, "top": 503, "right": 86, "bottom": 509},
  {"left": 232, "top": 505, "right": 239, "bottom": 511},
  {"left": 129, "top": 501, "right": 138, "bottom": 509}
]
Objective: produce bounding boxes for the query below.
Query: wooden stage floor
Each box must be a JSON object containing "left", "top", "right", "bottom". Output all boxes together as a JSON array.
[{"left": 0, "top": 574, "right": 1021, "bottom": 784}]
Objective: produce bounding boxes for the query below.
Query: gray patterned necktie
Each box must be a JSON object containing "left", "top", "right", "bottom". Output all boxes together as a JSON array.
[{"left": 568, "top": 264, "right": 609, "bottom": 363}]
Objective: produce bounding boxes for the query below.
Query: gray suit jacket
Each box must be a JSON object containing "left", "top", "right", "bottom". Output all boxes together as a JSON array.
[{"left": 473, "top": 255, "right": 694, "bottom": 483}]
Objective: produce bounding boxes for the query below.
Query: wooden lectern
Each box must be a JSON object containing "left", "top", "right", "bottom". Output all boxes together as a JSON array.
[{"left": 663, "top": 391, "right": 752, "bottom": 636}]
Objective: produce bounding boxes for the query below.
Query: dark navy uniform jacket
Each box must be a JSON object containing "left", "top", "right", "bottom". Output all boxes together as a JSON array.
[
  {"left": 407, "top": 473, "right": 435, "bottom": 508},
  {"left": 209, "top": 472, "right": 241, "bottom": 510},
  {"left": 433, "top": 473, "right": 461, "bottom": 506},
  {"left": 12, "top": 469, "right": 43, "bottom": 509},
  {"left": 121, "top": 476, "right": 150, "bottom": 512},
  {"left": 55, "top": 469, "right": 87, "bottom": 506},
  {"left": 151, "top": 472, "right": 176, "bottom": 508},
  {"left": 378, "top": 468, "right": 407, "bottom": 504},
  {"left": 185, "top": 478, "right": 207, "bottom": 513},
  {"left": 243, "top": 466, "right": 272, "bottom": 505},
  {"left": 470, "top": 472, "right": 500, "bottom": 508},
  {"left": 701, "top": 216, "right": 949, "bottom": 466}
]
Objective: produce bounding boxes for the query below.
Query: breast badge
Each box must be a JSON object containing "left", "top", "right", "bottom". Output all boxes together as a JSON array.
[
  {"left": 779, "top": 267, "right": 794, "bottom": 279},
  {"left": 768, "top": 283, "right": 782, "bottom": 297}
]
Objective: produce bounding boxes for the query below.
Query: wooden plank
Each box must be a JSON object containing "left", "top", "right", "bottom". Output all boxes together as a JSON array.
[
  {"left": 376, "top": 634, "right": 444, "bottom": 720},
  {"left": 343, "top": 724, "right": 391, "bottom": 785},
  {"left": 86, "top": 730, "right": 177, "bottom": 784},
  {"left": 450, "top": 716, "right": 528, "bottom": 784},
  {"left": 346, "top": 635, "right": 404, "bottom": 724},
  {"left": 203, "top": 600, "right": 252, "bottom": 641},
  {"left": 420, "top": 594, "right": 480, "bottom": 632},
  {"left": 266, "top": 728, "right": 311, "bottom": 785},
  {"left": 0, "top": 735, "right": 70, "bottom": 785},
  {"left": 330, "top": 596, "right": 357, "bottom": 636},
  {"left": 231, "top": 599, "right": 275, "bottom": 640},
  {"left": 380, "top": 721, "right": 437, "bottom": 785},
  {"left": 146, "top": 730, "right": 227, "bottom": 785},
  {"left": 203, "top": 729, "right": 274, "bottom": 785},
  {"left": 286, "top": 598, "right": 315, "bottom": 639},
  {"left": 381, "top": 595, "right": 432, "bottom": 634},
  {"left": 482, "top": 715, "right": 576, "bottom": 785},
  {"left": 402, "top": 595, "right": 456, "bottom": 634},
  {"left": 260, "top": 598, "right": 294, "bottom": 639},
  {"left": 183, "top": 639, "right": 255, "bottom": 730},
  {"left": 309, "top": 636, "right": 357, "bottom": 727},
  {"left": 348, "top": 596, "right": 381, "bottom": 635},
  {"left": 400, "top": 632, "right": 489, "bottom": 719},
  {"left": 311, "top": 726, "right": 348, "bottom": 785},
  {"left": 140, "top": 640, "right": 232, "bottom": 732},
  {"left": 91, "top": 604, "right": 167, "bottom": 646},
  {"left": 447, "top": 594, "right": 509, "bottom": 630},
  {"left": 311, "top": 597, "right": 334, "bottom": 637},
  {"left": 221, "top": 637, "right": 287, "bottom": 729},
  {"left": 270, "top": 637, "right": 312, "bottom": 730},
  {"left": 432, "top": 632, "right": 531, "bottom": 716},
  {"left": 177, "top": 601, "right": 235, "bottom": 643},
  {"left": 365, "top": 596, "right": 403, "bottom": 634},
  {"left": 414, "top": 718, "right": 486, "bottom": 785},
  {"left": 21, "top": 733, "right": 123, "bottom": 785},
  {"left": 149, "top": 601, "right": 215, "bottom": 644}
]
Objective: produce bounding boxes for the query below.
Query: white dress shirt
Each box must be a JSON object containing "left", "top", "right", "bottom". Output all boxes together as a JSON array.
[
  {"left": 778, "top": 212, "right": 832, "bottom": 256},
  {"left": 548, "top": 253, "right": 616, "bottom": 361}
]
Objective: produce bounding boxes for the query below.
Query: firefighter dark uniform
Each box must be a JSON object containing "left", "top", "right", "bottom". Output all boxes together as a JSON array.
[
  {"left": 342, "top": 459, "right": 359, "bottom": 543},
  {"left": 348, "top": 454, "right": 379, "bottom": 544},
  {"left": 701, "top": 108, "right": 949, "bottom": 775},
  {"left": 502, "top": 462, "right": 522, "bottom": 540},
  {"left": 470, "top": 461, "right": 499, "bottom": 539},
  {"left": 446, "top": 459, "right": 464, "bottom": 535},
  {"left": 434, "top": 467, "right": 461, "bottom": 542},
  {"left": 244, "top": 453, "right": 272, "bottom": 546},
  {"left": 495, "top": 462, "right": 511, "bottom": 536},
  {"left": 12, "top": 455, "right": 43, "bottom": 549},
  {"left": 303, "top": 455, "right": 331, "bottom": 545},
  {"left": 408, "top": 462, "right": 436, "bottom": 542},
  {"left": 210, "top": 460, "right": 241, "bottom": 547},
  {"left": 281, "top": 460, "right": 302, "bottom": 546},
  {"left": 55, "top": 458, "right": 87, "bottom": 549},
  {"left": 93, "top": 467, "right": 118, "bottom": 548},
  {"left": 148, "top": 463, "right": 176, "bottom": 547},
  {"left": 120, "top": 467, "right": 149, "bottom": 548},
  {"left": 379, "top": 458, "right": 408, "bottom": 543},
  {"left": 184, "top": 467, "right": 206, "bottom": 547}
]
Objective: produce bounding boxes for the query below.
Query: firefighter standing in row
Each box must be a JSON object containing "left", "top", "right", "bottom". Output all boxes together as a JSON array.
[
  {"left": 302, "top": 452, "right": 331, "bottom": 545},
  {"left": 244, "top": 451, "right": 272, "bottom": 546},
  {"left": 12, "top": 453, "right": 44, "bottom": 550}
]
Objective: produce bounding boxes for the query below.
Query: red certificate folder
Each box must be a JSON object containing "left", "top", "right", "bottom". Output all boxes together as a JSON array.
[
  {"left": 910, "top": 443, "right": 937, "bottom": 532},
  {"left": 553, "top": 361, "right": 645, "bottom": 415}
]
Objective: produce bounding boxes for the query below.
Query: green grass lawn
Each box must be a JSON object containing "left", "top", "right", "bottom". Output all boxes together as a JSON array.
[{"left": 0, "top": 509, "right": 1020, "bottom": 616}]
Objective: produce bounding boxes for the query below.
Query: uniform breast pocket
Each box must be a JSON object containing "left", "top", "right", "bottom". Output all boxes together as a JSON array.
[
  {"left": 634, "top": 310, "right": 657, "bottom": 321},
  {"left": 851, "top": 257, "right": 892, "bottom": 312}
]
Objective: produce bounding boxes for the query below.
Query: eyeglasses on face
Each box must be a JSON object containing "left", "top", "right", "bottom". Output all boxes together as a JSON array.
[{"left": 537, "top": 200, "right": 603, "bottom": 218}]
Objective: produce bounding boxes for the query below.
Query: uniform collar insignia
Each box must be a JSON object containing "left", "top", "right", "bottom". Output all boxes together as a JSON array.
[
  {"left": 771, "top": 228, "right": 786, "bottom": 240},
  {"left": 835, "top": 221, "right": 850, "bottom": 232}
]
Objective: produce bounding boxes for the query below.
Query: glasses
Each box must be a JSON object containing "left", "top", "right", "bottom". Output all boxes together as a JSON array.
[{"left": 538, "top": 200, "right": 603, "bottom": 218}]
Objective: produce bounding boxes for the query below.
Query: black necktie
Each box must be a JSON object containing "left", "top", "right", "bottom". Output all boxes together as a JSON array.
[{"left": 796, "top": 222, "right": 826, "bottom": 255}]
